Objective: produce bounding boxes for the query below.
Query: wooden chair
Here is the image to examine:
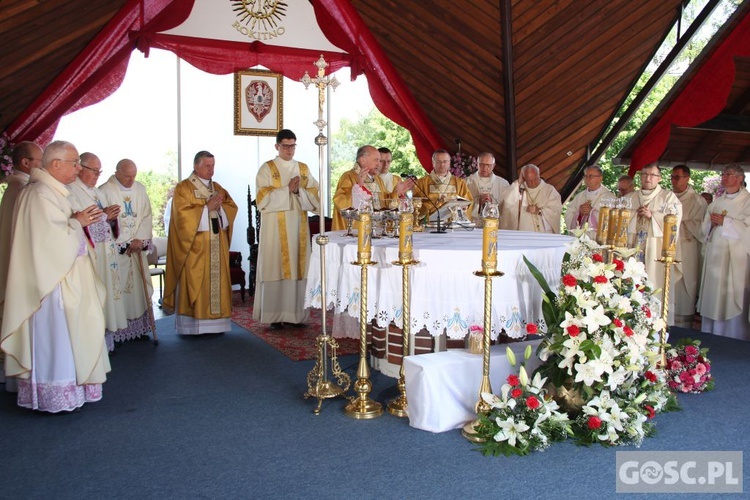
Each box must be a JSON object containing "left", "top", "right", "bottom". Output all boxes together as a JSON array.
[
  {"left": 148, "top": 236, "right": 168, "bottom": 304},
  {"left": 229, "top": 251, "right": 246, "bottom": 302}
]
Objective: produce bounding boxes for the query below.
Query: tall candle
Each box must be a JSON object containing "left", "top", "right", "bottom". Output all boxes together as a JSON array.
[
  {"left": 614, "top": 208, "right": 631, "bottom": 248},
  {"left": 661, "top": 213, "right": 677, "bottom": 257},
  {"left": 482, "top": 217, "right": 499, "bottom": 273},
  {"left": 597, "top": 206, "right": 610, "bottom": 245},
  {"left": 398, "top": 211, "right": 414, "bottom": 263},
  {"left": 606, "top": 208, "right": 620, "bottom": 246},
  {"left": 357, "top": 212, "right": 372, "bottom": 263}
]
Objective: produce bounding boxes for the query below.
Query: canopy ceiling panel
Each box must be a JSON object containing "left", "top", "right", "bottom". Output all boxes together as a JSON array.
[
  {"left": 351, "top": 0, "right": 685, "bottom": 189},
  {"left": 1, "top": 0, "right": 690, "bottom": 193},
  {"left": 616, "top": 2, "right": 750, "bottom": 172}
]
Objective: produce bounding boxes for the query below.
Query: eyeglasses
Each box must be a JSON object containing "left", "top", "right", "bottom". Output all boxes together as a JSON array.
[
  {"left": 55, "top": 158, "right": 81, "bottom": 166},
  {"left": 584, "top": 174, "right": 602, "bottom": 179},
  {"left": 478, "top": 163, "right": 494, "bottom": 167},
  {"left": 278, "top": 143, "right": 296, "bottom": 150},
  {"left": 81, "top": 164, "right": 102, "bottom": 175},
  {"left": 670, "top": 175, "right": 687, "bottom": 180},
  {"left": 433, "top": 160, "right": 450, "bottom": 165},
  {"left": 721, "top": 172, "right": 741, "bottom": 177},
  {"left": 639, "top": 173, "right": 660, "bottom": 178}
]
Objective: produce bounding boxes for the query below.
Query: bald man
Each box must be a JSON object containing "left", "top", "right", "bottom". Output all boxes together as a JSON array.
[
  {"left": 500, "top": 164, "right": 562, "bottom": 233},
  {"left": 99, "top": 159, "right": 154, "bottom": 345}
]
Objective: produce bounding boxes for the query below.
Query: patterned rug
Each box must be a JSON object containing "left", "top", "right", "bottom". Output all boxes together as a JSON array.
[{"left": 231, "top": 294, "right": 359, "bottom": 361}]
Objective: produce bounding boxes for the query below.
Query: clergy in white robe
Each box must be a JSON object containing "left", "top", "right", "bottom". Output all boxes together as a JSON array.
[
  {"left": 624, "top": 165, "right": 682, "bottom": 322},
  {"left": 1, "top": 140, "right": 110, "bottom": 412},
  {"left": 500, "top": 164, "right": 562, "bottom": 233},
  {"left": 670, "top": 165, "right": 707, "bottom": 328},
  {"left": 377, "top": 147, "right": 401, "bottom": 194},
  {"left": 564, "top": 165, "right": 614, "bottom": 239},
  {"left": 253, "top": 130, "right": 320, "bottom": 328},
  {"left": 0, "top": 141, "right": 42, "bottom": 385},
  {"left": 164, "top": 151, "right": 238, "bottom": 335},
  {"left": 99, "top": 159, "right": 154, "bottom": 343},
  {"left": 68, "top": 152, "right": 127, "bottom": 351},
  {"left": 465, "top": 152, "right": 509, "bottom": 225},
  {"left": 413, "top": 149, "right": 474, "bottom": 223},
  {"left": 697, "top": 164, "right": 750, "bottom": 340}
]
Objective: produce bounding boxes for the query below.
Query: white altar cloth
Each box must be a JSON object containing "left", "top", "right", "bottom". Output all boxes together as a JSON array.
[
  {"left": 305, "top": 230, "right": 571, "bottom": 339},
  {"left": 404, "top": 339, "right": 542, "bottom": 433}
]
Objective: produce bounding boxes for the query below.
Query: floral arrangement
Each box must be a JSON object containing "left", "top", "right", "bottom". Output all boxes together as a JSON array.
[
  {"left": 449, "top": 152, "right": 477, "bottom": 179},
  {"left": 701, "top": 174, "right": 724, "bottom": 199},
  {"left": 523, "top": 230, "right": 677, "bottom": 447},
  {"left": 665, "top": 338, "right": 713, "bottom": 393},
  {"left": 474, "top": 344, "right": 572, "bottom": 456},
  {"left": 0, "top": 133, "right": 13, "bottom": 180}
]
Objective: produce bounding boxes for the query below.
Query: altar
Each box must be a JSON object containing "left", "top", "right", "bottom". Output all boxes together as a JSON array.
[{"left": 304, "top": 229, "right": 572, "bottom": 341}]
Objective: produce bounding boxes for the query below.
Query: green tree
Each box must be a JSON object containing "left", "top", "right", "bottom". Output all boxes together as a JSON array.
[
  {"left": 330, "top": 108, "right": 422, "bottom": 190},
  {"left": 138, "top": 170, "right": 176, "bottom": 236}
]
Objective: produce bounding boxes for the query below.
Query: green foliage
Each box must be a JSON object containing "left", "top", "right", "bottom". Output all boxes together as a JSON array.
[
  {"left": 330, "top": 108, "right": 422, "bottom": 189},
  {"left": 138, "top": 170, "right": 176, "bottom": 237}
]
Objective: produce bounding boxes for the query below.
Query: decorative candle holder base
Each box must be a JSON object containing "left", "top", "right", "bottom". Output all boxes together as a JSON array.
[
  {"left": 344, "top": 370, "right": 383, "bottom": 419},
  {"left": 304, "top": 334, "right": 351, "bottom": 415},
  {"left": 472, "top": 270, "right": 505, "bottom": 278}
]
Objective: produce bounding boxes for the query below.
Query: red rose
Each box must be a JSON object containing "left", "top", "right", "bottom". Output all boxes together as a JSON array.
[
  {"left": 566, "top": 325, "right": 580, "bottom": 337},
  {"left": 526, "top": 396, "right": 540, "bottom": 410},
  {"left": 526, "top": 323, "right": 538, "bottom": 335},
  {"left": 642, "top": 305, "right": 651, "bottom": 318},
  {"left": 644, "top": 404, "right": 655, "bottom": 419},
  {"left": 613, "top": 259, "right": 625, "bottom": 271},
  {"left": 593, "top": 275, "right": 608, "bottom": 284},
  {"left": 507, "top": 374, "right": 520, "bottom": 387},
  {"left": 562, "top": 274, "right": 577, "bottom": 287},
  {"left": 644, "top": 370, "right": 657, "bottom": 382},
  {"left": 587, "top": 416, "right": 602, "bottom": 430},
  {"left": 623, "top": 326, "right": 634, "bottom": 337},
  {"left": 593, "top": 253, "right": 604, "bottom": 262},
  {"left": 613, "top": 318, "right": 623, "bottom": 328},
  {"left": 510, "top": 388, "right": 522, "bottom": 399}
]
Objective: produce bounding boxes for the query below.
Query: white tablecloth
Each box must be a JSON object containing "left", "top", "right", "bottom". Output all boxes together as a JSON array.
[
  {"left": 403, "top": 339, "right": 542, "bottom": 433},
  {"left": 305, "top": 229, "right": 571, "bottom": 339}
]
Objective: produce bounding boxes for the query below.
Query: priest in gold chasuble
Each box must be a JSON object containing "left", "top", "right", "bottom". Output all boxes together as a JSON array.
[
  {"left": 164, "top": 151, "right": 238, "bottom": 335},
  {"left": 413, "top": 149, "right": 473, "bottom": 222}
]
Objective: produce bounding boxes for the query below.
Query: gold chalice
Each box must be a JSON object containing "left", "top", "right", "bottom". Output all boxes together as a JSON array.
[{"left": 412, "top": 198, "right": 424, "bottom": 232}]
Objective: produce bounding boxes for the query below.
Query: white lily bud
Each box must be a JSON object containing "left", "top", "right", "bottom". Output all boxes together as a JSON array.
[
  {"left": 506, "top": 346, "right": 517, "bottom": 366},
  {"left": 519, "top": 366, "right": 529, "bottom": 386}
]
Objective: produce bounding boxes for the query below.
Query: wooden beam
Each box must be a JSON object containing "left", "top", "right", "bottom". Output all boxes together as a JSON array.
[{"left": 682, "top": 114, "right": 750, "bottom": 133}]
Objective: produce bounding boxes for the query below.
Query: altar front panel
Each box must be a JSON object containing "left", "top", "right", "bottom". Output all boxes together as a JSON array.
[{"left": 305, "top": 230, "right": 572, "bottom": 339}]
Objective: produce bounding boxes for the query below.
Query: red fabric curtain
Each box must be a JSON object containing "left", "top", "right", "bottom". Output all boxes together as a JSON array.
[
  {"left": 312, "top": 0, "right": 445, "bottom": 170},
  {"left": 628, "top": 11, "right": 750, "bottom": 173},
  {"left": 7, "top": 0, "right": 444, "bottom": 170},
  {"left": 7, "top": 0, "right": 195, "bottom": 146}
]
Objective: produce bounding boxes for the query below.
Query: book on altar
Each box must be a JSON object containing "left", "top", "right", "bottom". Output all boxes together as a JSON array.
[{"left": 429, "top": 197, "right": 472, "bottom": 224}]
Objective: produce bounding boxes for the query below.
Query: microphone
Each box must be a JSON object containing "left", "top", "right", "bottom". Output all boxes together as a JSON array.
[{"left": 406, "top": 175, "right": 447, "bottom": 234}]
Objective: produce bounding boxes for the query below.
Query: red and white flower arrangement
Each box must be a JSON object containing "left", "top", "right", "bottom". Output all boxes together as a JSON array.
[
  {"left": 0, "top": 133, "right": 13, "bottom": 180},
  {"left": 523, "top": 230, "right": 677, "bottom": 447},
  {"left": 665, "top": 338, "right": 713, "bottom": 393},
  {"left": 474, "top": 344, "right": 571, "bottom": 456},
  {"left": 449, "top": 152, "right": 477, "bottom": 179}
]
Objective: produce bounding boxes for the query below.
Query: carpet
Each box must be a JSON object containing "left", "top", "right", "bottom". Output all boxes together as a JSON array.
[{"left": 231, "top": 294, "right": 359, "bottom": 361}]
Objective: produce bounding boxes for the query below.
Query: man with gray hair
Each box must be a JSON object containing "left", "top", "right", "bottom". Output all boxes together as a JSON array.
[
  {"left": 697, "top": 164, "right": 750, "bottom": 340},
  {"left": 332, "top": 145, "right": 389, "bottom": 230},
  {"left": 68, "top": 152, "right": 126, "bottom": 350},
  {"left": 465, "top": 152, "right": 509, "bottom": 225},
  {"left": 1, "top": 140, "right": 110, "bottom": 412},
  {"left": 413, "top": 148, "right": 473, "bottom": 221},
  {"left": 565, "top": 164, "right": 614, "bottom": 239},
  {"left": 500, "top": 163, "right": 562, "bottom": 233},
  {"left": 617, "top": 174, "right": 635, "bottom": 197},
  {"left": 99, "top": 158, "right": 154, "bottom": 344},
  {"left": 670, "top": 165, "right": 707, "bottom": 328}
]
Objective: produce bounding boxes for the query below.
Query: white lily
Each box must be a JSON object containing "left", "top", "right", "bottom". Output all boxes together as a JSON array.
[
  {"left": 493, "top": 416, "right": 530, "bottom": 447},
  {"left": 581, "top": 304, "right": 612, "bottom": 333}
]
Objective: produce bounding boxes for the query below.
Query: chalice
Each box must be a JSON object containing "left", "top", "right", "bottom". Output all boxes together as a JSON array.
[
  {"left": 340, "top": 207, "right": 357, "bottom": 236},
  {"left": 412, "top": 198, "right": 424, "bottom": 232}
]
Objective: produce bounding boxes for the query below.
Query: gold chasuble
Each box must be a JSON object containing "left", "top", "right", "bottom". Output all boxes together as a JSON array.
[
  {"left": 332, "top": 168, "right": 391, "bottom": 231},
  {"left": 413, "top": 172, "right": 473, "bottom": 221},
  {"left": 163, "top": 174, "right": 238, "bottom": 323}
]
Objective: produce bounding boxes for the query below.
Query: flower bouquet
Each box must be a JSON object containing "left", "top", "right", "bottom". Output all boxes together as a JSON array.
[
  {"left": 449, "top": 152, "right": 477, "bottom": 179},
  {"left": 473, "top": 345, "right": 572, "bottom": 456},
  {"left": 523, "top": 231, "right": 678, "bottom": 447},
  {"left": 0, "top": 134, "right": 13, "bottom": 180},
  {"left": 665, "top": 338, "right": 713, "bottom": 393}
]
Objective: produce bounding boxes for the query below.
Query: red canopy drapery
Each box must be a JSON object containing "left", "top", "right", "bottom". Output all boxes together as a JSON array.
[
  {"left": 628, "top": 11, "right": 750, "bottom": 174},
  {"left": 5, "top": 0, "right": 444, "bottom": 170}
]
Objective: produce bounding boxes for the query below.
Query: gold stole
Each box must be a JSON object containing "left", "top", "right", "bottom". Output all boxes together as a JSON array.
[
  {"left": 189, "top": 174, "right": 221, "bottom": 314},
  {"left": 265, "top": 161, "right": 310, "bottom": 280}
]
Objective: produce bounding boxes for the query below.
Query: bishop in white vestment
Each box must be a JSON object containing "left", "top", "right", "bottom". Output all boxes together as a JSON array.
[
  {"left": 466, "top": 152, "right": 509, "bottom": 225},
  {"left": 500, "top": 164, "right": 562, "bottom": 233},
  {"left": 564, "top": 165, "right": 614, "bottom": 239}
]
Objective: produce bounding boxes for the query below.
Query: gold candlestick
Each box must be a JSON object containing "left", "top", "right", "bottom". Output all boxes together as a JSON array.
[
  {"left": 387, "top": 212, "right": 419, "bottom": 417},
  {"left": 463, "top": 215, "right": 504, "bottom": 442},
  {"left": 344, "top": 224, "right": 381, "bottom": 419},
  {"left": 614, "top": 207, "right": 632, "bottom": 248},
  {"left": 657, "top": 212, "right": 679, "bottom": 367},
  {"left": 596, "top": 205, "right": 610, "bottom": 246}
]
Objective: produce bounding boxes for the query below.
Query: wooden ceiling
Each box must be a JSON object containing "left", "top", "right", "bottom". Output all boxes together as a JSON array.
[{"left": 0, "top": 0, "right": 701, "bottom": 194}]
